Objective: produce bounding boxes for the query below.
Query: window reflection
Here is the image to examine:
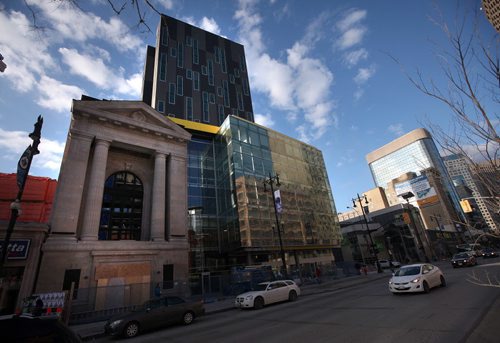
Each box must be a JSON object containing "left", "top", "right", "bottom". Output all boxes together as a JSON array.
[{"left": 99, "top": 171, "right": 143, "bottom": 241}]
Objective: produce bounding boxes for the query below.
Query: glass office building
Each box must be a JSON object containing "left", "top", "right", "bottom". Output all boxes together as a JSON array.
[
  {"left": 366, "top": 128, "right": 464, "bottom": 220},
  {"left": 177, "top": 115, "right": 341, "bottom": 274}
]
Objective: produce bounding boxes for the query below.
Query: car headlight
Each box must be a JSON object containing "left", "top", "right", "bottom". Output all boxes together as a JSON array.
[
  {"left": 109, "top": 319, "right": 123, "bottom": 328},
  {"left": 388, "top": 280, "right": 393, "bottom": 285},
  {"left": 245, "top": 295, "right": 254, "bottom": 301},
  {"left": 411, "top": 277, "right": 420, "bottom": 283}
]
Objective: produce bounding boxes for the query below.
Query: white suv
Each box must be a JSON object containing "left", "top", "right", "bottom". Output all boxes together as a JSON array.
[{"left": 235, "top": 280, "right": 301, "bottom": 309}]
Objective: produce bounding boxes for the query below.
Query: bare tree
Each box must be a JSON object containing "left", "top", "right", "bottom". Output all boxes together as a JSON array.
[
  {"left": 19, "top": 0, "right": 163, "bottom": 33},
  {"left": 403, "top": 4, "right": 499, "bottom": 231}
]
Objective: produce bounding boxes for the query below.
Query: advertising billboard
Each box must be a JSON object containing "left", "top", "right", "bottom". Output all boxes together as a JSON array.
[{"left": 394, "top": 175, "right": 438, "bottom": 206}]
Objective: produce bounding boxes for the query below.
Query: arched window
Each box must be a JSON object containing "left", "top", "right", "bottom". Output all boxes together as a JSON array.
[{"left": 99, "top": 172, "right": 143, "bottom": 240}]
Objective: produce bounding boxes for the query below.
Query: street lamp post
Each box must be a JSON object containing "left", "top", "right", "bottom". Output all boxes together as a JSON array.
[
  {"left": 264, "top": 172, "right": 287, "bottom": 279},
  {"left": 352, "top": 193, "right": 383, "bottom": 273},
  {"left": 0, "top": 116, "right": 43, "bottom": 272},
  {"left": 399, "top": 191, "right": 429, "bottom": 262},
  {"left": 429, "top": 214, "right": 445, "bottom": 239}
]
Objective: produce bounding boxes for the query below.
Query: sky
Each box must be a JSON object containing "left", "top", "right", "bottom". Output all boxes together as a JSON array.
[{"left": 0, "top": 0, "right": 496, "bottom": 213}]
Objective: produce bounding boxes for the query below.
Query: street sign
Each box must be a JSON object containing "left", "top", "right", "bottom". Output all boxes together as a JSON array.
[{"left": 0, "top": 239, "right": 31, "bottom": 259}]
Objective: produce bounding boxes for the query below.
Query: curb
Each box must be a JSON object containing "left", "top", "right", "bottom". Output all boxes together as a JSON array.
[{"left": 74, "top": 274, "right": 389, "bottom": 340}]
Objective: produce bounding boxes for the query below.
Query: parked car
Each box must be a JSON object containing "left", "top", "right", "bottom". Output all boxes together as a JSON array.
[
  {"left": 235, "top": 280, "right": 301, "bottom": 309},
  {"left": 481, "top": 248, "right": 498, "bottom": 258},
  {"left": 104, "top": 296, "right": 205, "bottom": 338},
  {"left": 388, "top": 263, "right": 446, "bottom": 294},
  {"left": 451, "top": 252, "right": 477, "bottom": 268},
  {"left": 0, "top": 314, "right": 82, "bottom": 342},
  {"left": 378, "top": 260, "right": 401, "bottom": 269}
]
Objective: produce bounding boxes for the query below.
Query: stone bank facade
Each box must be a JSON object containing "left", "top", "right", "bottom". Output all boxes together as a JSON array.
[{"left": 36, "top": 98, "right": 191, "bottom": 311}]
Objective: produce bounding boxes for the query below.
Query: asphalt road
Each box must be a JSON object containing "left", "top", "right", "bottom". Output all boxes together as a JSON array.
[{"left": 97, "top": 260, "right": 500, "bottom": 343}]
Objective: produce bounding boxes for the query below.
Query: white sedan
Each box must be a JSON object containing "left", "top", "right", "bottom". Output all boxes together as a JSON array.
[
  {"left": 388, "top": 263, "right": 446, "bottom": 294},
  {"left": 235, "top": 280, "right": 301, "bottom": 309}
]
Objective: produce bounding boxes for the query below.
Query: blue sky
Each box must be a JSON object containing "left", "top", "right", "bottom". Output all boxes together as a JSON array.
[{"left": 0, "top": 0, "right": 495, "bottom": 213}]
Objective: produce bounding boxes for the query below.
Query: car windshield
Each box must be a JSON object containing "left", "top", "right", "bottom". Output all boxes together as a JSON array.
[
  {"left": 394, "top": 266, "right": 421, "bottom": 276},
  {"left": 254, "top": 283, "right": 269, "bottom": 291},
  {"left": 453, "top": 253, "right": 469, "bottom": 259}
]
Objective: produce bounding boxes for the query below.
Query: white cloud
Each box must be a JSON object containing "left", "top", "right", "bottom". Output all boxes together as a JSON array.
[
  {"left": 36, "top": 76, "right": 84, "bottom": 113},
  {"left": 388, "top": 123, "right": 405, "bottom": 136},
  {"left": 273, "top": 3, "right": 291, "bottom": 22},
  {"left": 199, "top": 17, "right": 222, "bottom": 35},
  {"left": 354, "top": 65, "right": 376, "bottom": 84},
  {"left": 0, "top": 10, "right": 55, "bottom": 92},
  {"left": 59, "top": 48, "right": 141, "bottom": 97},
  {"left": 182, "top": 16, "right": 224, "bottom": 36},
  {"left": 235, "top": 1, "right": 335, "bottom": 141},
  {"left": 254, "top": 113, "right": 275, "bottom": 127},
  {"left": 0, "top": 128, "right": 65, "bottom": 171},
  {"left": 337, "top": 9, "right": 367, "bottom": 31},
  {"left": 354, "top": 89, "right": 364, "bottom": 100},
  {"left": 29, "top": 1, "right": 143, "bottom": 52},
  {"left": 157, "top": 0, "right": 174, "bottom": 10},
  {"left": 249, "top": 54, "right": 295, "bottom": 109},
  {"left": 335, "top": 9, "right": 368, "bottom": 50},
  {"left": 338, "top": 27, "right": 367, "bottom": 50},
  {"left": 343, "top": 48, "right": 368, "bottom": 68}
]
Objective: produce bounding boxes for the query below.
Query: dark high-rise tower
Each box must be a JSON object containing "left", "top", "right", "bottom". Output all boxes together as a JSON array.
[{"left": 142, "top": 14, "right": 254, "bottom": 126}]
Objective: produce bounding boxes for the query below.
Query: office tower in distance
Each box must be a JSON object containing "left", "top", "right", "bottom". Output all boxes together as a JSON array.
[
  {"left": 443, "top": 154, "right": 498, "bottom": 232},
  {"left": 366, "top": 129, "right": 464, "bottom": 235},
  {"left": 142, "top": 14, "right": 254, "bottom": 126},
  {"left": 482, "top": 0, "right": 500, "bottom": 33}
]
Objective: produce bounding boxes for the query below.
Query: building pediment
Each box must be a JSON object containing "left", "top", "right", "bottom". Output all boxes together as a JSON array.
[{"left": 72, "top": 99, "right": 191, "bottom": 142}]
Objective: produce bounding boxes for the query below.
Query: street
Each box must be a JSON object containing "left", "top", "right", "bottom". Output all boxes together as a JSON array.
[{"left": 96, "top": 261, "right": 500, "bottom": 343}]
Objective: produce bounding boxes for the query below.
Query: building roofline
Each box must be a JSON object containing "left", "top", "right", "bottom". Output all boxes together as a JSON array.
[
  {"left": 366, "top": 128, "right": 432, "bottom": 164},
  {"left": 159, "top": 14, "right": 245, "bottom": 47}
]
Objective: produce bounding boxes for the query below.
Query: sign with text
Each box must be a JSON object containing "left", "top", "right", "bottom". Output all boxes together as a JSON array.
[
  {"left": 0, "top": 239, "right": 31, "bottom": 259},
  {"left": 395, "top": 175, "right": 438, "bottom": 206}
]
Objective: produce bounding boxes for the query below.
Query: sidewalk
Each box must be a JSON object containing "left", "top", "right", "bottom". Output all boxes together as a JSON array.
[{"left": 70, "top": 271, "right": 388, "bottom": 341}]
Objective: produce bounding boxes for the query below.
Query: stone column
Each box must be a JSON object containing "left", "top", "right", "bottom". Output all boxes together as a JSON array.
[
  {"left": 80, "top": 138, "right": 111, "bottom": 240},
  {"left": 50, "top": 131, "right": 93, "bottom": 239},
  {"left": 168, "top": 154, "right": 188, "bottom": 238},
  {"left": 151, "top": 152, "right": 166, "bottom": 241}
]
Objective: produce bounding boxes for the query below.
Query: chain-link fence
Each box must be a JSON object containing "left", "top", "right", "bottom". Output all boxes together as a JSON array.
[{"left": 65, "top": 263, "right": 362, "bottom": 324}]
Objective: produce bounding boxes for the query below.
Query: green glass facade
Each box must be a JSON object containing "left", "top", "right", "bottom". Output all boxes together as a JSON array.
[{"left": 187, "top": 116, "right": 341, "bottom": 273}]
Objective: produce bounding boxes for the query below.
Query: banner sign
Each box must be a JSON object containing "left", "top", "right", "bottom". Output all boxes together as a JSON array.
[
  {"left": 394, "top": 175, "right": 438, "bottom": 206},
  {"left": 17, "top": 145, "right": 33, "bottom": 190},
  {"left": 274, "top": 189, "right": 283, "bottom": 214},
  {"left": 0, "top": 239, "right": 31, "bottom": 259}
]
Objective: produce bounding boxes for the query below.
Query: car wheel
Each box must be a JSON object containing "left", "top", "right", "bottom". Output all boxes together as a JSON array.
[
  {"left": 254, "top": 297, "right": 264, "bottom": 310},
  {"left": 182, "top": 311, "right": 195, "bottom": 325},
  {"left": 440, "top": 275, "right": 446, "bottom": 287},
  {"left": 288, "top": 290, "right": 298, "bottom": 302},
  {"left": 123, "top": 321, "right": 140, "bottom": 338},
  {"left": 422, "top": 281, "right": 430, "bottom": 293}
]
